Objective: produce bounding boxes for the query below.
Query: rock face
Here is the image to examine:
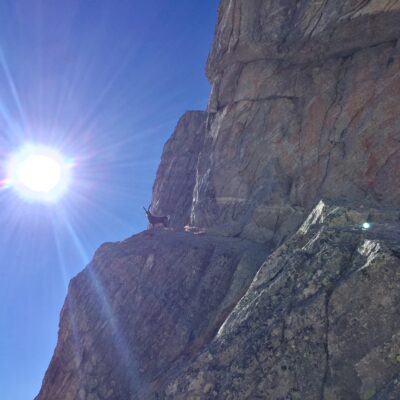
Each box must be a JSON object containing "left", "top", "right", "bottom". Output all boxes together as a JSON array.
[
  {"left": 192, "top": 0, "right": 400, "bottom": 243},
  {"left": 35, "top": 230, "right": 268, "bottom": 400},
  {"left": 207, "top": 0, "right": 400, "bottom": 74},
  {"left": 36, "top": 1, "right": 400, "bottom": 400},
  {"left": 165, "top": 201, "right": 400, "bottom": 399},
  {"left": 151, "top": 111, "right": 208, "bottom": 229}
]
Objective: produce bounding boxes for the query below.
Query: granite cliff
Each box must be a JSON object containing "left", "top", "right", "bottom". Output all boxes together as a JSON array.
[{"left": 36, "top": 1, "right": 400, "bottom": 399}]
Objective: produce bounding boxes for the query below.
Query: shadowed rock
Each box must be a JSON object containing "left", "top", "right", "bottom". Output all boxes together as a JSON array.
[
  {"left": 151, "top": 111, "right": 208, "bottom": 230},
  {"left": 35, "top": 230, "right": 268, "bottom": 400}
]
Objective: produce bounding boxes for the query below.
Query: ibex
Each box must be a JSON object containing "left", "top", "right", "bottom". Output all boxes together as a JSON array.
[{"left": 143, "top": 206, "right": 170, "bottom": 228}]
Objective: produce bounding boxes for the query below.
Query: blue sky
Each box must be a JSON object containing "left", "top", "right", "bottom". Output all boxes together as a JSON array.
[{"left": 0, "top": 1, "right": 219, "bottom": 398}]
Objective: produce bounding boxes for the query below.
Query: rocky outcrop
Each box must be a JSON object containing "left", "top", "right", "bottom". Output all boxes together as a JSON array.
[
  {"left": 35, "top": 230, "right": 267, "bottom": 400},
  {"left": 36, "top": 1, "right": 400, "bottom": 399},
  {"left": 150, "top": 111, "right": 208, "bottom": 229},
  {"left": 164, "top": 201, "right": 400, "bottom": 399},
  {"left": 191, "top": 0, "right": 400, "bottom": 243}
]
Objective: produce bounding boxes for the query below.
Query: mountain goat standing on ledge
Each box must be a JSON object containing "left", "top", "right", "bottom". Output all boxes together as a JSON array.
[{"left": 143, "top": 206, "right": 170, "bottom": 229}]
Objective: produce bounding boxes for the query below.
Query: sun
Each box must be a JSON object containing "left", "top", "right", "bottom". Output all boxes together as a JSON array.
[{"left": 7, "top": 145, "right": 72, "bottom": 202}]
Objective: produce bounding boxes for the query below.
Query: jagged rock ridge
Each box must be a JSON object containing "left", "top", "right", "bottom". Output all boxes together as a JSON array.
[{"left": 36, "top": 1, "right": 400, "bottom": 399}]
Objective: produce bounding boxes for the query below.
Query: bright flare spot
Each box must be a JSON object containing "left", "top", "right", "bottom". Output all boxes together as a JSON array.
[
  {"left": 362, "top": 222, "right": 371, "bottom": 230},
  {"left": 7, "top": 145, "right": 72, "bottom": 202},
  {"left": 17, "top": 155, "right": 61, "bottom": 192}
]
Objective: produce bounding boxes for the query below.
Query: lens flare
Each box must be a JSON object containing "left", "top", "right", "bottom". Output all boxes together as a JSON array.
[
  {"left": 7, "top": 145, "right": 72, "bottom": 202},
  {"left": 17, "top": 154, "right": 61, "bottom": 192}
]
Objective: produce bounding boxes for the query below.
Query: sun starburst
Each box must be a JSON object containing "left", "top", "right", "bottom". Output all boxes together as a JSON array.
[{"left": 7, "top": 145, "right": 73, "bottom": 202}]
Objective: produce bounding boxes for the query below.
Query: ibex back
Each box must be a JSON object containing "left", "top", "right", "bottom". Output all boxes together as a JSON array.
[{"left": 143, "top": 206, "right": 169, "bottom": 228}]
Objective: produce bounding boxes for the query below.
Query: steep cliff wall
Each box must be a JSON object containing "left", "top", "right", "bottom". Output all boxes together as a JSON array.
[
  {"left": 151, "top": 111, "right": 208, "bottom": 229},
  {"left": 192, "top": 0, "right": 400, "bottom": 243},
  {"left": 207, "top": 0, "right": 400, "bottom": 72},
  {"left": 36, "top": 1, "right": 400, "bottom": 399},
  {"left": 165, "top": 202, "right": 400, "bottom": 399},
  {"left": 35, "top": 231, "right": 267, "bottom": 400}
]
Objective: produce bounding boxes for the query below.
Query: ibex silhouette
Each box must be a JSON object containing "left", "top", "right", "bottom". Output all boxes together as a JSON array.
[{"left": 143, "top": 206, "right": 170, "bottom": 228}]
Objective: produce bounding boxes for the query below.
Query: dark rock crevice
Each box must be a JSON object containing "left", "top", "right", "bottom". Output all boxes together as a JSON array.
[{"left": 320, "top": 288, "right": 332, "bottom": 400}]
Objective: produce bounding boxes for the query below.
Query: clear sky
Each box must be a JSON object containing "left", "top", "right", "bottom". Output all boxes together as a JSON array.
[{"left": 0, "top": 1, "right": 219, "bottom": 399}]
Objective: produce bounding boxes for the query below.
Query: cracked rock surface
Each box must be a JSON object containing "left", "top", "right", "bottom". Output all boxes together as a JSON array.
[
  {"left": 192, "top": 0, "right": 400, "bottom": 243},
  {"left": 207, "top": 0, "right": 400, "bottom": 77},
  {"left": 165, "top": 201, "right": 400, "bottom": 399}
]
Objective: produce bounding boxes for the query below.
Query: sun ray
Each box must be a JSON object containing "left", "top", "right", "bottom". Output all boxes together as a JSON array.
[
  {"left": 0, "top": 48, "right": 28, "bottom": 130},
  {"left": 56, "top": 208, "right": 140, "bottom": 394},
  {"left": 51, "top": 222, "right": 83, "bottom": 383}
]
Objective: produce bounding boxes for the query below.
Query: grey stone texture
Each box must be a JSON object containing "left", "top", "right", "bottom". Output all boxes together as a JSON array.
[
  {"left": 35, "top": 230, "right": 268, "bottom": 400},
  {"left": 151, "top": 111, "right": 208, "bottom": 229},
  {"left": 192, "top": 0, "right": 400, "bottom": 243},
  {"left": 165, "top": 201, "right": 400, "bottom": 399}
]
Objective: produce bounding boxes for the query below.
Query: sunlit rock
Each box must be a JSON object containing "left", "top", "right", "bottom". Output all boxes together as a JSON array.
[{"left": 165, "top": 202, "right": 400, "bottom": 399}]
